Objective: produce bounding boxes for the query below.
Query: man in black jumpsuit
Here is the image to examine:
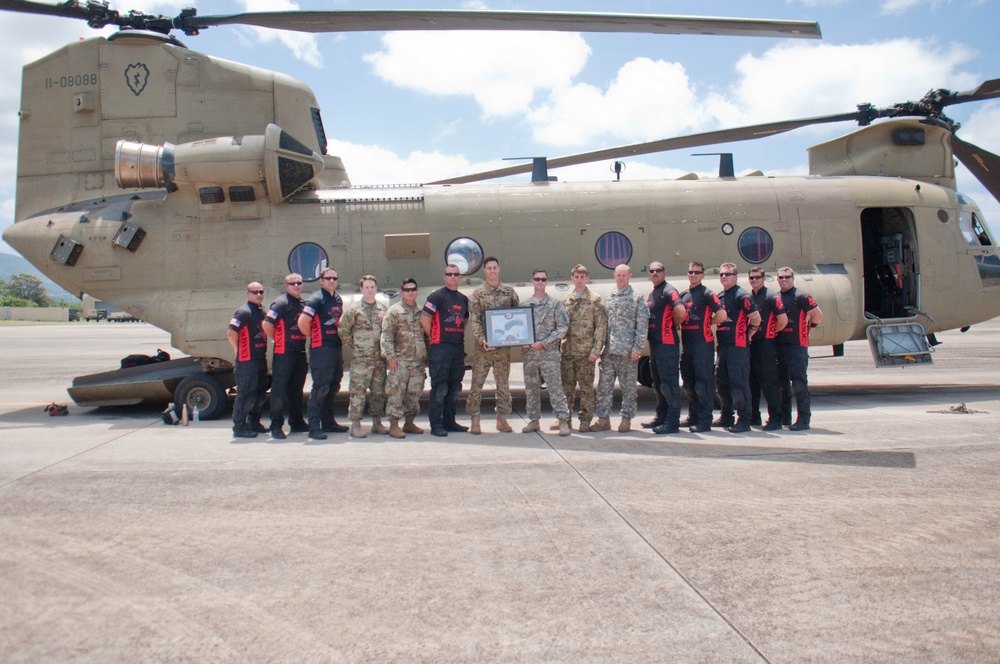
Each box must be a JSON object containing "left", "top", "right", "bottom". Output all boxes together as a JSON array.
[
  {"left": 714, "top": 263, "right": 761, "bottom": 433},
  {"left": 748, "top": 268, "right": 787, "bottom": 431},
  {"left": 776, "top": 267, "right": 824, "bottom": 431},
  {"left": 421, "top": 264, "right": 470, "bottom": 437},
  {"left": 679, "top": 262, "right": 727, "bottom": 433},
  {"left": 264, "top": 273, "right": 309, "bottom": 440},
  {"left": 228, "top": 281, "right": 268, "bottom": 438},
  {"left": 645, "top": 261, "right": 686, "bottom": 435},
  {"left": 298, "top": 267, "right": 348, "bottom": 440}
]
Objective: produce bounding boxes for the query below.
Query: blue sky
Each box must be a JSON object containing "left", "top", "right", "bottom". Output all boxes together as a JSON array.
[{"left": 1, "top": 0, "right": 998, "bottom": 253}]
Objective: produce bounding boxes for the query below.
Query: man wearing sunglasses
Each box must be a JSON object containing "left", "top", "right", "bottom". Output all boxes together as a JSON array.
[
  {"left": 421, "top": 265, "right": 470, "bottom": 437},
  {"left": 263, "top": 273, "right": 309, "bottom": 440},
  {"left": 381, "top": 278, "right": 428, "bottom": 438},
  {"left": 775, "top": 267, "right": 823, "bottom": 431},
  {"left": 714, "top": 263, "right": 761, "bottom": 433},
  {"left": 228, "top": 282, "right": 268, "bottom": 438},
  {"left": 298, "top": 267, "right": 348, "bottom": 440},
  {"left": 521, "top": 268, "right": 571, "bottom": 436},
  {"left": 679, "top": 261, "right": 727, "bottom": 433},
  {"left": 747, "top": 268, "right": 787, "bottom": 431},
  {"left": 645, "top": 261, "right": 687, "bottom": 435}
]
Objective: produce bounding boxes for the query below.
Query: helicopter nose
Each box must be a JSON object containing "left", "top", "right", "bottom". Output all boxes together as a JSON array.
[{"left": 3, "top": 217, "right": 55, "bottom": 270}]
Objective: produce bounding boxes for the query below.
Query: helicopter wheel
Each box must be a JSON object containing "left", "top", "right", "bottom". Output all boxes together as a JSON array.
[{"left": 174, "top": 373, "right": 228, "bottom": 421}]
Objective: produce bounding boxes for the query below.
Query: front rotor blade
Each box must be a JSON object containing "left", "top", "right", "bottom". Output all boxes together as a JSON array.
[
  {"left": 430, "top": 112, "right": 859, "bottom": 185},
  {"left": 952, "top": 135, "right": 1000, "bottom": 204},
  {"left": 192, "top": 10, "right": 821, "bottom": 39}
]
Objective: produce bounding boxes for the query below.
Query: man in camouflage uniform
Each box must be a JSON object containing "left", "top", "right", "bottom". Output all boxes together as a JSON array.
[
  {"left": 381, "top": 277, "right": 428, "bottom": 439},
  {"left": 467, "top": 256, "right": 519, "bottom": 434},
  {"left": 521, "top": 268, "right": 571, "bottom": 436},
  {"left": 549, "top": 263, "right": 606, "bottom": 433},
  {"left": 593, "top": 264, "right": 649, "bottom": 433},
  {"left": 339, "top": 274, "right": 388, "bottom": 438}
]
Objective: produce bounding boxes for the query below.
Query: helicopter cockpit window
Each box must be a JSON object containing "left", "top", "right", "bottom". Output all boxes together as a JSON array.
[
  {"left": 738, "top": 227, "right": 774, "bottom": 264},
  {"left": 445, "top": 237, "right": 484, "bottom": 275},
  {"left": 288, "top": 242, "right": 329, "bottom": 282},
  {"left": 958, "top": 210, "right": 993, "bottom": 247},
  {"left": 595, "top": 231, "right": 633, "bottom": 270}
]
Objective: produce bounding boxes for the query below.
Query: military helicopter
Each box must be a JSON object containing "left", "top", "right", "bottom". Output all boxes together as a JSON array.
[{"left": 3, "top": 2, "right": 1000, "bottom": 420}]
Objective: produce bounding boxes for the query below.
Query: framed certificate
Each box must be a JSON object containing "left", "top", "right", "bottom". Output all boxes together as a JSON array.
[{"left": 485, "top": 307, "right": 535, "bottom": 348}]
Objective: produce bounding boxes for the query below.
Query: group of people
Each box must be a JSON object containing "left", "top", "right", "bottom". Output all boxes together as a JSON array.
[{"left": 226, "top": 257, "right": 822, "bottom": 440}]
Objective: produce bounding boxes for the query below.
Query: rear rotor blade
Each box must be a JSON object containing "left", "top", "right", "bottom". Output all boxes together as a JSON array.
[
  {"left": 190, "top": 10, "right": 821, "bottom": 39},
  {"left": 430, "top": 112, "right": 860, "bottom": 185},
  {"left": 952, "top": 135, "right": 1000, "bottom": 204}
]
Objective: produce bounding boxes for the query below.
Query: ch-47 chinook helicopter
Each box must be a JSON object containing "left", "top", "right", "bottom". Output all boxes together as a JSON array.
[{"left": 3, "top": 2, "right": 1000, "bottom": 420}]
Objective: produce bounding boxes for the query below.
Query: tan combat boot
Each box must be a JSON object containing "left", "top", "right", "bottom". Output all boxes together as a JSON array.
[
  {"left": 522, "top": 419, "right": 540, "bottom": 433},
  {"left": 389, "top": 417, "right": 406, "bottom": 439},
  {"left": 549, "top": 417, "right": 571, "bottom": 431},
  {"left": 591, "top": 417, "right": 611, "bottom": 432},
  {"left": 403, "top": 415, "right": 423, "bottom": 434},
  {"left": 558, "top": 419, "right": 570, "bottom": 436},
  {"left": 350, "top": 419, "right": 368, "bottom": 438},
  {"left": 371, "top": 416, "right": 389, "bottom": 435},
  {"left": 496, "top": 414, "right": 513, "bottom": 433},
  {"left": 470, "top": 414, "right": 481, "bottom": 435},
  {"left": 578, "top": 419, "right": 591, "bottom": 433},
  {"left": 618, "top": 417, "right": 631, "bottom": 433}
]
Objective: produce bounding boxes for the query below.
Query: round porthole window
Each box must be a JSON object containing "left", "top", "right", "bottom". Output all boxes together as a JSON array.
[
  {"left": 445, "top": 237, "right": 484, "bottom": 275},
  {"left": 738, "top": 227, "right": 774, "bottom": 264},
  {"left": 595, "top": 231, "right": 633, "bottom": 270},
  {"left": 288, "top": 242, "right": 329, "bottom": 282}
]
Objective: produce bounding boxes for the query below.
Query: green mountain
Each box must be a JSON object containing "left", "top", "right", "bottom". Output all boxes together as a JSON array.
[{"left": 0, "top": 251, "right": 77, "bottom": 302}]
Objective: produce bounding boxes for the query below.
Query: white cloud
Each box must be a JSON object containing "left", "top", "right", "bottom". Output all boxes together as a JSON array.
[
  {"left": 879, "top": 0, "right": 946, "bottom": 15},
  {"left": 364, "top": 31, "right": 590, "bottom": 118},
  {"left": 328, "top": 139, "right": 505, "bottom": 185},
  {"left": 236, "top": 0, "right": 323, "bottom": 68}
]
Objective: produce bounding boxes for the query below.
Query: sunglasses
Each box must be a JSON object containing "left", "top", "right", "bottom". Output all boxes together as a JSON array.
[
  {"left": 688, "top": 270, "right": 703, "bottom": 275},
  {"left": 649, "top": 268, "right": 665, "bottom": 274},
  {"left": 719, "top": 272, "right": 736, "bottom": 277},
  {"left": 532, "top": 277, "right": 548, "bottom": 282},
  {"left": 320, "top": 276, "right": 338, "bottom": 281},
  {"left": 748, "top": 276, "right": 764, "bottom": 281},
  {"left": 777, "top": 275, "right": 793, "bottom": 280},
  {"left": 444, "top": 272, "right": 460, "bottom": 277},
  {"left": 285, "top": 281, "right": 303, "bottom": 286},
  {"left": 248, "top": 290, "right": 264, "bottom": 295},
  {"left": 401, "top": 287, "right": 417, "bottom": 292}
]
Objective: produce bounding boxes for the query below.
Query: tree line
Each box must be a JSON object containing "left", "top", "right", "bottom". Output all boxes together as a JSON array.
[{"left": 0, "top": 273, "right": 73, "bottom": 308}]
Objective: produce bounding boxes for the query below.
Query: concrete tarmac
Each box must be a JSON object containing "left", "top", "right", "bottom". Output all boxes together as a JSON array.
[{"left": 1, "top": 321, "right": 999, "bottom": 662}]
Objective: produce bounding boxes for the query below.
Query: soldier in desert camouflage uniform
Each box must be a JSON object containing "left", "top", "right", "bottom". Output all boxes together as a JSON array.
[
  {"left": 467, "top": 256, "right": 519, "bottom": 434},
  {"left": 339, "top": 275, "right": 388, "bottom": 438},
  {"left": 593, "top": 264, "right": 649, "bottom": 433},
  {"left": 521, "top": 268, "right": 571, "bottom": 436},
  {"left": 380, "top": 277, "right": 428, "bottom": 439},
  {"left": 549, "top": 264, "right": 606, "bottom": 433}
]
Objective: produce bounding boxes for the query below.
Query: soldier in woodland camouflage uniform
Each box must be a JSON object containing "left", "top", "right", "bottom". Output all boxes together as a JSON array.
[
  {"left": 549, "top": 264, "right": 606, "bottom": 433},
  {"left": 380, "top": 277, "right": 428, "bottom": 438},
  {"left": 521, "top": 268, "right": 571, "bottom": 436},
  {"left": 467, "top": 256, "right": 519, "bottom": 434},
  {"left": 339, "top": 275, "right": 388, "bottom": 438},
  {"left": 593, "top": 264, "right": 649, "bottom": 432}
]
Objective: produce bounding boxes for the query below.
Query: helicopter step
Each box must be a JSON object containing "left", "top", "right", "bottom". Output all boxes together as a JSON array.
[
  {"left": 865, "top": 320, "right": 934, "bottom": 368},
  {"left": 67, "top": 357, "right": 235, "bottom": 420}
]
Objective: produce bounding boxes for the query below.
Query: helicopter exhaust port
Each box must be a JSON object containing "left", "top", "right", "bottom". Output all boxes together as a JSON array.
[{"left": 113, "top": 124, "right": 325, "bottom": 204}]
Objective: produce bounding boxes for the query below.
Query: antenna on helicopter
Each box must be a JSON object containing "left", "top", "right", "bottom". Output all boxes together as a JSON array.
[
  {"left": 692, "top": 153, "right": 735, "bottom": 178},
  {"left": 611, "top": 161, "right": 625, "bottom": 181}
]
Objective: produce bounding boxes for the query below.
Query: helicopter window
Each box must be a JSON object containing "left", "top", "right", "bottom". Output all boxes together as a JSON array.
[
  {"left": 445, "top": 237, "right": 484, "bottom": 275},
  {"left": 595, "top": 232, "right": 633, "bottom": 270},
  {"left": 738, "top": 227, "right": 773, "bottom": 264},
  {"left": 288, "top": 242, "right": 329, "bottom": 282},
  {"left": 972, "top": 213, "right": 993, "bottom": 246}
]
